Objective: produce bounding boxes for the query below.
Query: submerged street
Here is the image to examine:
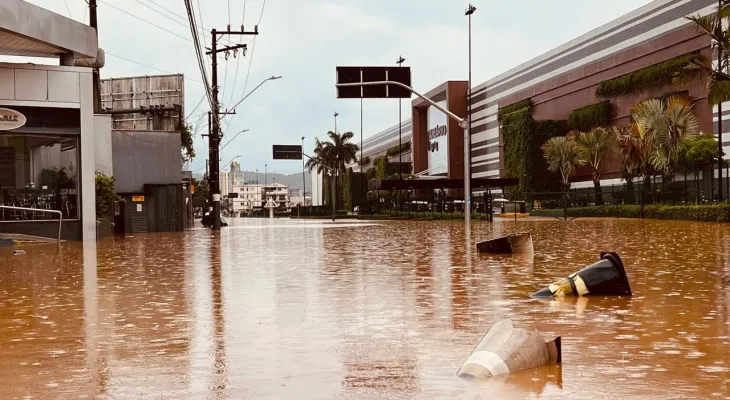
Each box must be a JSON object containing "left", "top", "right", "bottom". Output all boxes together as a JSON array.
[{"left": 0, "top": 219, "right": 728, "bottom": 399}]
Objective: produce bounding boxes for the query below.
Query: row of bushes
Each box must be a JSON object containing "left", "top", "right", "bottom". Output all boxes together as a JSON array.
[
  {"left": 532, "top": 204, "right": 730, "bottom": 222},
  {"left": 595, "top": 52, "right": 699, "bottom": 98},
  {"left": 378, "top": 210, "right": 495, "bottom": 220}
]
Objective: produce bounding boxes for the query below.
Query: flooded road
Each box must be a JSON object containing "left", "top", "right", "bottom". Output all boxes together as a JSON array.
[{"left": 0, "top": 218, "right": 729, "bottom": 399}]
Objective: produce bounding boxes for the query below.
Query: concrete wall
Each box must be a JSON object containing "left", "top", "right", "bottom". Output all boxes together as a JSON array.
[
  {"left": 94, "top": 114, "right": 113, "bottom": 176},
  {"left": 111, "top": 130, "right": 182, "bottom": 193},
  {"left": 0, "top": 62, "right": 95, "bottom": 241}
]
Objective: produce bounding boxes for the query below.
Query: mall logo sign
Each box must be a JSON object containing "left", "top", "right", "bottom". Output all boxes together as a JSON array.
[
  {"left": 427, "top": 124, "right": 446, "bottom": 152},
  {"left": 0, "top": 108, "right": 26, "bottom": 131}
]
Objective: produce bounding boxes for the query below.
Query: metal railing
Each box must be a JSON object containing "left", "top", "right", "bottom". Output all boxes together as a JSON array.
[{"left": 0, "top": 206, "right": 63, "bottom": 244}]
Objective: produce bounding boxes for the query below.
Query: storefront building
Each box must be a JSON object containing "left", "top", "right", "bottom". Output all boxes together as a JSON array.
[{"left": 0, "top": 0, "right": 100, "bottom": 240}]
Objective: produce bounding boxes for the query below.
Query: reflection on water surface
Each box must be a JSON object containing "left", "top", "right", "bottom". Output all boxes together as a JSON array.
[{"left": 0, "top": 218, "right": 728, "bottom": 399}]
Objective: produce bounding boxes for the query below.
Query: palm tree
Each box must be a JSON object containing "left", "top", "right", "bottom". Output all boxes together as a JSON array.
[
  {"left": 632, "top": 96, "right": 699, "bottom": 177},
  {"left": 542, "top": 136, "right": 585, "bottom": 192},
  {"left": 542, "top": 136, "right": 585, "bottom": 218},
  {"left": 576, "top": 127, "right": 618, "bottom": 205},
  {"left": 683, "top": 2, "right": 730, "bottom": 106},
  {"left": 305, "top": 138, "right": 331, "bottom": 206},
  {"left": 307, "top": 131, "right": 359, "bottom": 209}
]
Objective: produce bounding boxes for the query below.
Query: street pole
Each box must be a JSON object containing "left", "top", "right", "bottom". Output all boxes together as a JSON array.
[
  {"left": 206, "top": 26, "right": 259, "bottom": 230},
  {"left": 301, "top": 136, "right": 306, "bottom": 208},
  {"left": 360, "top": 97, "right": 364, "bottom": 211},
  {"left": 465, "top": 4, "right": 476, "bottom": 229},
  {"left": 397, "top": 56, "right": 406, "bottom": 181},
  {"left": 88, "top": 0, "right": 101, "bottom": 114},
  {"left": 719, "top": 0, "right": 725, "bottom": 201}
]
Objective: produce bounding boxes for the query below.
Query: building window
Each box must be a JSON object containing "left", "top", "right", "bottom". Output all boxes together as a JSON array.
[{"left": 0, "top": 134, "right": 80, "bottom": 220}]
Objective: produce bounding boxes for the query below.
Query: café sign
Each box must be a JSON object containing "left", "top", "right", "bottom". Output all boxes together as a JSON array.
[{"left": 0, "top": 108, "right": 26, "bottom": 131}]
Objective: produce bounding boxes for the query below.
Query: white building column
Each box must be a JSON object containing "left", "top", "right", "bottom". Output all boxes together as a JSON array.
[{"left": 79, "top": 70, "right": 97, "bottom": 241}]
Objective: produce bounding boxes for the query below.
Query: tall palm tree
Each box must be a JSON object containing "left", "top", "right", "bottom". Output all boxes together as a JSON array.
[
  {"left": 576, "top": 127, "right": 618, "bottom": 205},
  {"left": 321, "top": 131, "right": 359, "bottom": 173},
  {"left": 682, "top": 1, "right": 730, "bottom": 106},
  {"left": 542, "top": 136, "right": 585, "bottom": 193},
  {"left": 309, "top": 131, "right": 359, "bottom": 209},
  {"left": 305, "top": 138, "right": 332, "bottom": 206},
  {"left": 632, "top": 96, "right": 699, "bottom": 177}
]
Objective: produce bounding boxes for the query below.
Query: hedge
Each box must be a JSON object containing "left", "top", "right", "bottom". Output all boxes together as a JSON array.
[
  {"left": 533, "top": 119, "right": 569, "bottom": 192},
  {"left": 386, "top": 142, "right": 411, "bottom": 157},
  {"left": 498, "top": 99, "right": 532, "bottom": 121},
  {"left": 533, "top": 204, "right": 730, "bottom": 222},
  {"left": 502, "top": 107, "right": 533, "bottom": 199},
  {"left": 595, "top": 53, "right": 699, "bottom": 98},
  {"left": 567, "top": 101, "right": 612, "bottom": 132},
  {"left": 502, "top": 104, "right": 566, "bottom": 199}
]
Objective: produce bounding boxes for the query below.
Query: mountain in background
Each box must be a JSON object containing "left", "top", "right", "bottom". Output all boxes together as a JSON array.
[{"left": 192, "top": 171, "right": 313, "bottom": 192}]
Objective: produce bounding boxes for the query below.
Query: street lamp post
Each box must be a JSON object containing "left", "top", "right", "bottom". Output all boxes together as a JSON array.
[
  {"left": 465, "top": 4, "right": 476, "bottom": 223},
  {"left": 397, "top": 56, "right": 406, "bottom": 181},
  {"left": 301, "top": 136, "right": 306, "bottom": 208},
  {"left": 334, "top": 112, "right": 339, "bottom": 133}
]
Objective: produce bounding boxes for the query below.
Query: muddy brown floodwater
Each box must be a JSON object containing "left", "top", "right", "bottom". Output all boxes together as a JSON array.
[{"left": 0, "top": 218, "right": 729, "bottom": 399}]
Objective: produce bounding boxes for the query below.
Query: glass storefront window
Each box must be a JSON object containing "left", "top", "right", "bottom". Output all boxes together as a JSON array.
[{"left": 0, "top": 134, "right": 80, "bottom": 220}]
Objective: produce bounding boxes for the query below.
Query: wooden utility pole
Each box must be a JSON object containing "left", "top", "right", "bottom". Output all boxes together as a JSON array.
[
  {"left": 207, "top": 25, "right": 259, "bottom": 229},
  {"left": 88, "top": 0, "right": 102, "bottom": 113}
]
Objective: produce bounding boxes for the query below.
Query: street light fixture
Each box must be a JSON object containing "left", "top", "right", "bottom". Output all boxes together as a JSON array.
[
  {"left": 220, "top": 128, "right": 250, "bottom": 151},
  {"left": 334, "top": 112, "right": 339, "bottom": 133},
  {"left": 228, "top": 75, "right": 282, "bottom": 111}
]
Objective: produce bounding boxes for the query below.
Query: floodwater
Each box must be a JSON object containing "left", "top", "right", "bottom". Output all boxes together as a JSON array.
[{"left": 0, "top": 218, "right": 729, "bottom": 399}]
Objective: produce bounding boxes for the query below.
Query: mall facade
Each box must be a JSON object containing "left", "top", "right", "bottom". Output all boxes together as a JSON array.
[{"left": 341, "top": 0, "right": 726, "bottom": 201}]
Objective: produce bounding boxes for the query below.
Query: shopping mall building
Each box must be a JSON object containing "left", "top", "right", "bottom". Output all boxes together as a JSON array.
[{"left": 338, "top": 0, "right": 726, "bottom": 203}]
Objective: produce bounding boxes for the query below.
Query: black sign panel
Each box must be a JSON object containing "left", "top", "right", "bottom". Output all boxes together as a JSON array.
[
  {"left": 228, "top": 192, "right": 239, "bottom": 198},
  {"left": 273, "top": 144, "right": 302, "bottom": 160},
  {"left": 336, "top": 66, "right": 412, "bottom": 99}
]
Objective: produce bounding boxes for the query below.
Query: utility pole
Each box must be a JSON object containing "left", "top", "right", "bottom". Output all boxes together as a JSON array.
[
  {"left": 207, "top": 25, "right": 259, "bottom": 229},
  {"left": 88, "top": 0, "right": 102, "bottom": 113}
]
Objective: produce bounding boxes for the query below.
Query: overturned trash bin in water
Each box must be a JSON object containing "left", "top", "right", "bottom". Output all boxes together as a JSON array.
[
  {"left": 531, "top": 252, "right": 632, "bottom": 297},
  {"left": 457, "top": 319, "right": 561, "bottom": 379},
  {"left": 476, "top": 232, "right": 533, "bottom": 254}
]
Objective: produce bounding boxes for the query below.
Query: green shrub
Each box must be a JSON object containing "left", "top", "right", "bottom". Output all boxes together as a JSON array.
[
  {"left": 595, "top": 53, "right": 699, "bottom": 98},
  {"left": 567, "top": 102, "right": 612, "bottom": 132},
  {"left": 502, "top": 105, "right": 567, "bottom": 198},
  {"left": 95, "top": 172, "right": 119, "bottom": 220},
  {"left": 533, "top": 204, "right": 730, "bottom": 222},
  {"left": 502, "top": 107, "right": 534, "bottom": 199},
  {"left": 498, "top": 99, "right": 532, "bottom": 121},
  {"left": 386, "top": 142, "right": 411, "bottom": 157}
]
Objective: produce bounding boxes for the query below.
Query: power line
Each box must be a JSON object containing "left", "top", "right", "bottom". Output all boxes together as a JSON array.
[
  {"left": 105, "top": 52, "right": 203, "bottom": 84},
  {"left": 132, "top": 0, "right": 190, "bottom": 30},
  {"left": 63, "top": 0, "right": 72, "bottom": 19},
  {"left": 186, "top": 94, "right": 207, "bottom": 119},
  {"left": 258, "top": 0, "right": 267, "bottom": 25},
  {"left": 98, "top": 0, "right": 192, "bottom": 43},
  {"left": 146, "top": 0, "right": 189, "bottom": 22}
]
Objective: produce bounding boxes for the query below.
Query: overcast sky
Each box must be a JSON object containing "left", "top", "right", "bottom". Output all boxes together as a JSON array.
[{"left": 14, "top": 0, "right": 652, "bottom": 174}]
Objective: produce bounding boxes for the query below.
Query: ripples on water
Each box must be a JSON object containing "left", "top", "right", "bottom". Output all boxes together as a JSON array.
[{"left": 0, "top": 218, "right": 728, "bottom": 399}]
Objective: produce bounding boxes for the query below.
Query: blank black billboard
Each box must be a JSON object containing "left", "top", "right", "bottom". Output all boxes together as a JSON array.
[
  {"left": 336, "top": 66, "right": 411, "bottom": 99},
  {"left": 272, "top": 144, "right": 302, "bottom": 160}
]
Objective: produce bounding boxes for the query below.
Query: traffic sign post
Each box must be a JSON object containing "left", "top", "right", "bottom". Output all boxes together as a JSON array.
[{"left": 273, "top": 145, "right": 337, "bottom": 222}]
